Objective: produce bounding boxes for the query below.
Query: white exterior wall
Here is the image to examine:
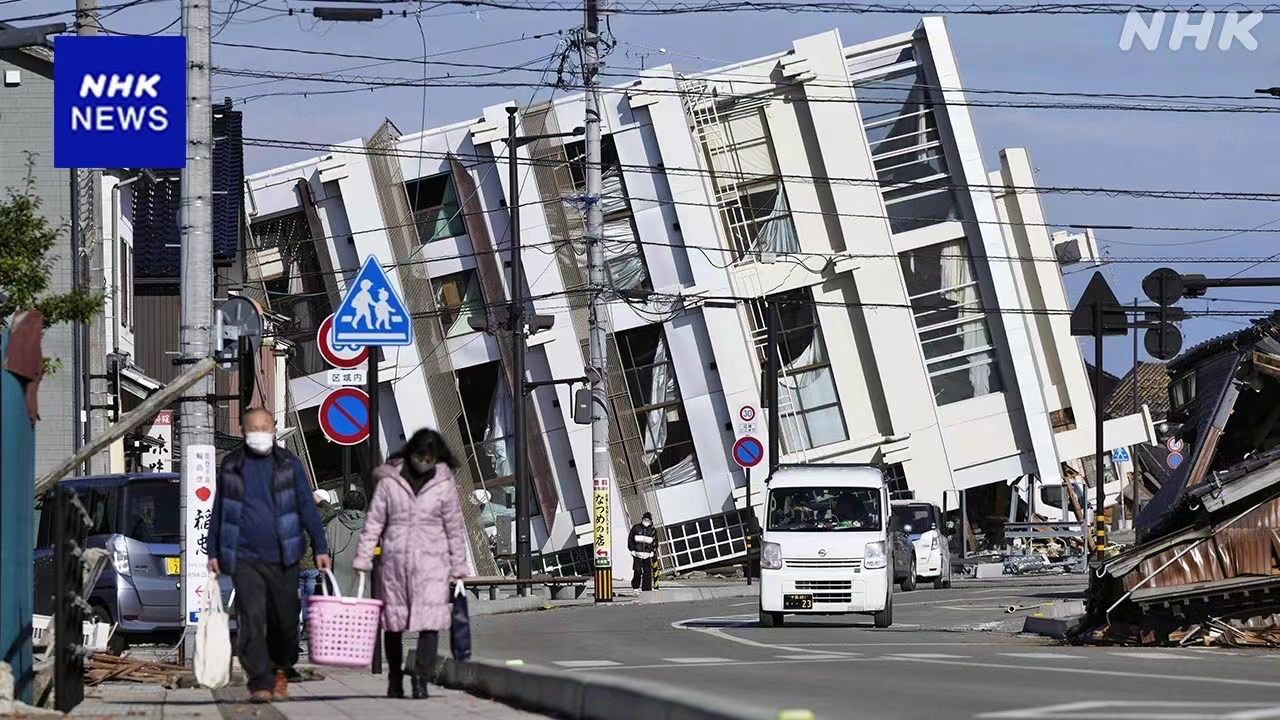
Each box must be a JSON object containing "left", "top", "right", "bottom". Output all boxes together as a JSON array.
[{"left": 246, "top": 16, "right": 1107, "bottom": 568}]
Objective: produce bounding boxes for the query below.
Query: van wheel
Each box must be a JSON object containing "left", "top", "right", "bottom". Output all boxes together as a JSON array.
[
  {"left": 901, "top": 559, "right": 918, "bottom": 592},
  {"left": 759, "top": 609, "right": 784, "bottom": 628},
  {"left": 873, "top": 592, "right": 893, "bottom": 628}
]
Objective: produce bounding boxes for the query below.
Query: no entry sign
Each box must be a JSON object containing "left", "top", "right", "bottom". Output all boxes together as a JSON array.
[
  {"left": 317, "top": 314, "right": 369, "bottom": 370},
  {"left": 319, "top": 387, "right": 370, "bottom": 446}
]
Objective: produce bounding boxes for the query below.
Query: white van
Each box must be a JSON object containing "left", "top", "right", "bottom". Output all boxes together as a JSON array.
[{"left": 758, "top": 465, "right": 905, "bottom": 628}]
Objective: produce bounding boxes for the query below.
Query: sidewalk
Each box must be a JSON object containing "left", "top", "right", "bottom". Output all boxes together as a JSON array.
[{"left": 71, "top": 668, "right": 545, "bottom": 720}]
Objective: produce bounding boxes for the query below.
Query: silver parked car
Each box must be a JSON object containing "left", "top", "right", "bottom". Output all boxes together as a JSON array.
[{"left": 34, "top": 473, "right": 234, "bottom": 651}]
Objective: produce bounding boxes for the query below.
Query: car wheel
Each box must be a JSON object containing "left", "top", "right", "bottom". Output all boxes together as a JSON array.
[
  {"left": 901, "top": 558, "right": 918, "bottom": 592},
  {"left": 934, "top": 563, "right": 951, "bottom": 591},
  {"left": 759, "top": 609, "right": 784, "bottom": 628},
  {"left": 873, "top": 590, "right": 893, "bottom": 628},
  {"left": 89, "top": 604, "right": 126, "bottom": 655}
]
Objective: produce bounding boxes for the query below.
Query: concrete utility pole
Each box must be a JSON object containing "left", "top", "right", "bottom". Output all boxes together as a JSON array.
[
  {"left": 508, "top": 108, "right": 533, "bottom": 591},
  {"left": 584, "top": 0, "right": 613, "bottom": 603},
  {"left": 77, "top": 0, "right": 111, "bottom": 475},
  {"left": 178, "top": 0, "right": 214, "bottom": 652}
]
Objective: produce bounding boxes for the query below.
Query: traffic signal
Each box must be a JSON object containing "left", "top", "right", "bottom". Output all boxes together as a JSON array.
[{"left": 1141, "top": 268, "right": 1185, "bottom": 361}]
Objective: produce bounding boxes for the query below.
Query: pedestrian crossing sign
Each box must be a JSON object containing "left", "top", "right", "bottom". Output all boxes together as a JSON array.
[{"left": 332, "top": 256, "right": 414, "bottom": 346}]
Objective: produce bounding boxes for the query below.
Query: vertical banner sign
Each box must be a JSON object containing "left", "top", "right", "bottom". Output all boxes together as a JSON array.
[
  {"left": 593, "top": 477, "right": 610, "bottom": 568},
  {"left": 184, "top": 445, "right": 216, "bottom": 625},
  {"left": 52, "top": 36, "right": 188, "bottom": 169},
  {"left": 141, "top": 411, "right": 173, "bottom": 472}
]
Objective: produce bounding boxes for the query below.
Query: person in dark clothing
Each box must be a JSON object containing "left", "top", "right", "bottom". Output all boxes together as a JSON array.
[
  {"left": 208, "top": 408, "right": 330, "bottom": 704},
  {"left": 628, "top": 512, "right": 657, "bottom": 593}
]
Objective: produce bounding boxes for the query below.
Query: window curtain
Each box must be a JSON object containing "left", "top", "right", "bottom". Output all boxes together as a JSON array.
[
  {"left": 484, "top": 374, "right": 514, "bottom": 479},
  {"left": 603, "top": 217, "right": 647, "bottom": 290},
  {"left": 753, "top": 184, "right": 800, "bottom": 255},
  {"left": 938, "top": 241, "right": 990, "bottom": 395},
  {"left": 641, "top": 338, "right": 698, "bottom": 488}
]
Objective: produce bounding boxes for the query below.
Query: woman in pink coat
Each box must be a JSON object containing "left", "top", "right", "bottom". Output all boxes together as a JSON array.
[{"left": 354, "top": 429, "right": 470, "bottom": 699}]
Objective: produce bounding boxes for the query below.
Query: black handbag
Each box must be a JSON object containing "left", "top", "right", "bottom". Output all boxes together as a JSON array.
[{"left": 449, "top": 581, "right": 472, "bottom": 661}]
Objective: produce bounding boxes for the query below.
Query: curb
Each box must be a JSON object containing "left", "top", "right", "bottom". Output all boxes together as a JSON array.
[
  {"left": 470, "top": 596, "right": 551, "bottom": 617},
  {"left": 629, "top": 585, "right": 757, "bottom": 604},
  {"left": 434, "top": 657, "right": 776, "bottom": 720}
]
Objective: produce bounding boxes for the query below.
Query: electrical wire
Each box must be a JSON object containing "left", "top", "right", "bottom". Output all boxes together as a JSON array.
[
  {"left": 370, "top": 0, "right": 1280, "bottom": 15},
  {"left": 214, "top": 66, "right": 1280, "bottom": 115},
  {"left": 242, "top": 136, "right": 1280, "bottom": 205}
]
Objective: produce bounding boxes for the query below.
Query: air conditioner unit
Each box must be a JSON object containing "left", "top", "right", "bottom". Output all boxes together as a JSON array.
[{"left": 1051, "top": 229, "right": 1101, "bottom": 267}]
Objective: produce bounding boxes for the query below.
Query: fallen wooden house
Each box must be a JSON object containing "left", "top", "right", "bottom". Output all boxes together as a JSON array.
[{"left": 1087, "top": 318, "right": 1280, "bottom": 644}]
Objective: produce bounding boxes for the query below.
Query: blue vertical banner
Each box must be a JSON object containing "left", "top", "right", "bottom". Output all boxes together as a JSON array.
[
  {"left": 0, "top": 328, "right": 37, "bottom": 703},
  {"left": 53, "top": 36, "right": 187, "bottom": 169}
]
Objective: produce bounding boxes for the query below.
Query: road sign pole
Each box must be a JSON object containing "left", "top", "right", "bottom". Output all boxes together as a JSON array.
[
  {"left": 745, "top": 466, "right": 752, "bottom": 587},
  {"left": 365, "top": 356, "right": 381, "bottom": 676},
  {"left": 1093, "top": 303, "right": 1107, "bottom": 563}
]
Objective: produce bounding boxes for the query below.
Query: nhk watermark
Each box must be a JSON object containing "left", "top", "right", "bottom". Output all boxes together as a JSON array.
[{"left": 1119, "top": 11, "right": 1263, "bottom": 51}]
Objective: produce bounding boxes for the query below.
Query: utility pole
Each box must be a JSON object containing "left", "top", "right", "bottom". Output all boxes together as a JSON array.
[
  {"left": 508, "top": 108, "right": 533, "bottom": 593},
  {"left": 77, "top": 0, "right": 111, "bottom": 475},
  {"left": 584, "top": 0, "right": 613, "bottom": 603},
  {"left": 178, "top": 0, "right": 214, "bottom": 655},
  {"left": 70, "top": 0, "right": 100, "bottom": 472}
]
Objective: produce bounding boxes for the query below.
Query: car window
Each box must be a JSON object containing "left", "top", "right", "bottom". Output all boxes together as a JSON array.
[
  {"left": 767, "top": 487, "right": 882, "bottom": 532},
  {"left": 891, "top": 504, "right": 936, "bottom": 533},
  {"left": 122, "top": 481, "right": 181, "bottom": 543}
]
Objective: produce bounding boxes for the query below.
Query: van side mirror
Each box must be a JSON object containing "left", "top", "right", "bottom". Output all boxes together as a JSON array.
[{"left": 888, "top": 516, "right": 902, "bottom": 532}]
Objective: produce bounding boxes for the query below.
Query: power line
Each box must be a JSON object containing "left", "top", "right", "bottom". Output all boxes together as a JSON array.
[
  {"left": 406, "top": 0, "right": 1280, "bottom": 15},
  {"left": 214, "top": 65, "right": 1280, "bottom": 115},
  {"left": 242, "top": 135, "right": 1280, "bottom": 205}
]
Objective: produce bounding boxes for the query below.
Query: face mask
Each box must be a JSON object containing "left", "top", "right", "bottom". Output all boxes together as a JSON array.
[
  {"left": 245, "top": 432, "right": 275, "bottom": 455},
  {"left": 409, "top": 458, "right": 434, "bottom": 474},
  {"left": 642, "top": 520, "right": 652, "bottom": 528}
]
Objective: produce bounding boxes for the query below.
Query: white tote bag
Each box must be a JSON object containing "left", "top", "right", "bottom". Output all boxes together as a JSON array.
[{"left": 194, "top": 577, "right": 232, "bottom": 690}]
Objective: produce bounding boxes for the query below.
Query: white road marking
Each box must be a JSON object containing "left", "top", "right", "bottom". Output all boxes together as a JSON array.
[
  {"left": 564, "top": 656, "right": 874, "bottom": 672},
  {"left": 774, "top": 653, "right": 851, "bottom": 660},
  {"left": 889, "top": 656, "right": 1280, "bottom": 690},
  {"left": 1001, "top": 652, "right": 1082, "bottom": 659},
  {"left": 1225, "top": 706, "right": 1280, "bottom": 720},
  {"left": 980, "top": 700, "right": 1275, "bottom": 720},
  {"left": 1109, "top": 651, "right": 1200, "bottom": 660},
  {"left": 551, "top": 660, "right": 621, "bottom": 668},
  {"left": 791, "top": 642, "right": 1007, "bottom": 647},
  {"left": 664, "top": 657, "right": 735, "bottom": 664},
  {"left": 889, "top": 653, "right": 969, "bottom": 659},
  {"left": 672, "top": 616, "right": 860, "bottom": 658}
]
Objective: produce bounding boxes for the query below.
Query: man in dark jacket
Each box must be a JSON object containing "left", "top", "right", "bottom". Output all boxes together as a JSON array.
[
  {"left": 628, "top": 512, "right": 657, "bottom": 593},
  {"left": 208, "top": 408, "right": 330, "bottom": 703}
]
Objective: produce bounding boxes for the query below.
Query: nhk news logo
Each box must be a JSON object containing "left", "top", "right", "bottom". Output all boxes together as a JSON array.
[{"left": 1119, "top": 11, "right": 1263, "bottom": 51}]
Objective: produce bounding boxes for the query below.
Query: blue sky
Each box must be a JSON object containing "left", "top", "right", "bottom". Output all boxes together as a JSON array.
[{"left": 9, "top": 1, "right": 1280, "bottom": 374}]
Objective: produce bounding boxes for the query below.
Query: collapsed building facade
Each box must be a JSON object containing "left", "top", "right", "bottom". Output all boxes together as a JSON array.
[
  {"left": 244, "top": 17, "right": 1151, "bottom": 577},
  {"left": 1092, "top": 317, "right": 1280, "bottom": 643}
]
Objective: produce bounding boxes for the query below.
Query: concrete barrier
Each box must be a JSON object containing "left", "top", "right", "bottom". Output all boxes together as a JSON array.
[{"left": 433, "top": 656, "right": 777, "bottom": 720}]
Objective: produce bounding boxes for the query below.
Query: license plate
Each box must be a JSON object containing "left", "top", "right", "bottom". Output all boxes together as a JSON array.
[
  {"left": 783, "top": 593, "right": 813, "bottom": 610},
  {"left": 164, "top": 557, "right": 181, "bottom": 575}
]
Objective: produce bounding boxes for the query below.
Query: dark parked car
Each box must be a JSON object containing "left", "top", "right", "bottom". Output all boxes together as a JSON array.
[{"left": 34, "top": 473, "right": 234, "bottom": 651}]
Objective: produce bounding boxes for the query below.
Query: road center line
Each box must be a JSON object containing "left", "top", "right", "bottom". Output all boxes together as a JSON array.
[{"left": 565, "top": 656, "right": 875, "bottom": 672}]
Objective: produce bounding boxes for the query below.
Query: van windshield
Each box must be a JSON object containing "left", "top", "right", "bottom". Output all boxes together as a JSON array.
[
  {"left": 767, "top": 487, "right": 882, "bottom": 532},
  {"left": 123, "top": 481, "right": 181, "bottom": 543}
]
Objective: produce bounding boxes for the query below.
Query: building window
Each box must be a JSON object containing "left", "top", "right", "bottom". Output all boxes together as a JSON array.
[
  {"left": 854, "top": 63, "right": 960, "bottom": 234},
  {"left": 456, "top": 360, "right": 514, "bottom": 485},
  {"left": 1169, "top": 372, "right": 1196, "bottom": 411},
  {"left": 431, "top": 270, "right": 484, "bottom": 337},
  {"left": 659, "top": 509, "right": 748, "bottom": 572},
  {"left": 405, "top": 172, "right": 465, "bottom": 243},
  {"left": 752, "top": 288, "right": 849, "bottom": 453},
  {"left": 616, "top": 324, "right": 699, "bottom": 487},
  {"left": 883, "top": 463, "right": 909, "bottom": 499},
  {"left": 697, "top": 107, "right": 799, "bottom": 259},
  {"left": 899, "top": 238, "right": 1003, "bottom": 405},
  {"left": 565, "top": 137, "right": 650, "bottom": 291}
]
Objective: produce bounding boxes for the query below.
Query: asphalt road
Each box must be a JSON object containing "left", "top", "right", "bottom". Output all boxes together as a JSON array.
[{"left": 472, "top": 578, "right": 1280, "bottom": 720}]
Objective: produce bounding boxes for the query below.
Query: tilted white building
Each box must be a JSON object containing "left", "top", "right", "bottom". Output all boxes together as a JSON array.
[{"left": 244, "top": 17, "right": 1147, "bottom": 577}]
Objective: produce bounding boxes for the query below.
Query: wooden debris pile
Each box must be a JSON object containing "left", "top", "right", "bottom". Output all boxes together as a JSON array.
[
  {"left": 1170, "top": 617, "right": 1280, "bottom": 648},
  {"left": 86, "top": 655, "right": 195, "bottom": 689}
]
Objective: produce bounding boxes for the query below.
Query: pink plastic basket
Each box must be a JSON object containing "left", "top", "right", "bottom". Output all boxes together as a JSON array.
[{"left": 306, "top": 570, "right": 383, "bottom": 668}]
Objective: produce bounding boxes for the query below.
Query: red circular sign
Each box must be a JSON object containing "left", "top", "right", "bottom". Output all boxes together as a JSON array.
[
  {"left": 739, "top": 405, "right": 757, "bottom": 422},
  {"left": 317, "top": 314, "right": 369, "bottom": 369},
  {"left": 733, "top": 436, "right": 764, "bottom": 469},
  {"left": 319, "top": 387, "right": 370, "bottom": 446}
]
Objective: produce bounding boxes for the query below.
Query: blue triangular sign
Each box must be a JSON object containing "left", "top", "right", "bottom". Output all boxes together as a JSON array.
[{"left": 332, "top": 257, "right": 414, "bottom": 346}]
